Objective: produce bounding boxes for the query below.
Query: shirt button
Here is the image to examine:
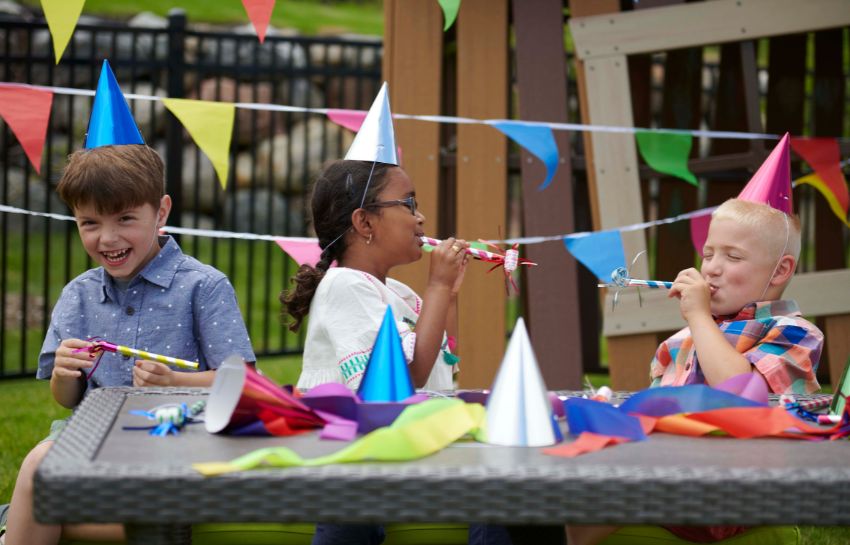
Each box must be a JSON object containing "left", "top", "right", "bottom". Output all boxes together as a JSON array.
[{"left": 125, "top": 306, "right": 135, "bottom": 316}]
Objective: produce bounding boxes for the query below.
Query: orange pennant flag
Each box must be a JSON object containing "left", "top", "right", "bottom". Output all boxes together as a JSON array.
[
  {"left": 791, "top": 137, "right": 849, "bottom": 224},
  {"left": 241, "top": 0, "right": 276, "bottom": 43},
  {"left": 41, "top": 0, "right": 86, "bottom": 64},
  {"left": 0, "top": 85, "right": 54, "bottom": 173}
]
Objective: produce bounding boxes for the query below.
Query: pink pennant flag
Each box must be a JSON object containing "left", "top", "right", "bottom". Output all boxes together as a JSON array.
[
  {"left": 327, "top": 108, "right": 367, "bottom": 133},
  {"left": 738, "top": 132, "right": 793, "bottom": 214},
  {"left": 241, "top": 0, "right": 276, "bottom": 43},
  {"left": 275, "top": 239, "right": 324, "bottom": 267},
  {"left": 0, "top": 85, "right": 53, "bottom": 174},
  {"left": 689, "top": 209, "right": 713, "bottom": 256}
]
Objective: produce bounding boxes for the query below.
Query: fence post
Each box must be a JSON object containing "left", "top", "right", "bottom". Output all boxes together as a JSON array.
[{"left": 166, "top": 9, "right": 186, "bottom": 228}]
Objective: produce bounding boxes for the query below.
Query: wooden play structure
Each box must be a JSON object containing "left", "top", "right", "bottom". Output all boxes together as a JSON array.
[{"left": 383, "top": 0, "right": 850, "bottom": 390}]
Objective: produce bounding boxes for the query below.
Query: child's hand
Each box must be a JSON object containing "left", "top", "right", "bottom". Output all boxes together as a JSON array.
[
  {"left": 669, "top": 267, "right": 712, "bottom": 321},
  {"left": 53, "top": 338, "right": 96, "bottom": 379},
  {"left": 428, "top": 237, "right": 470, "bottom": 291},
  {"left": 133, "top": 359, "right": 175, "bottom": 387}
]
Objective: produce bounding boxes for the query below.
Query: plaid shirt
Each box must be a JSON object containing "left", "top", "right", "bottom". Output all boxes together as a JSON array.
[{"left": 650, "top": 300, "right": 822, "bottom": 394}]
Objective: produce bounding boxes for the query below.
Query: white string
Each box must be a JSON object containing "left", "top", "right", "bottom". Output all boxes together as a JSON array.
[
  {"left": 0, "top": 81, "right": 816, "bottom": 142},
  {"left": 0, "top": 203, "right": 716, "bottom": 247}
]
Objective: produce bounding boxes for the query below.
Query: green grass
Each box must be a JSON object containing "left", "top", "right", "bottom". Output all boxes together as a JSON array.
[{"left": 19, "top": 0, "right": 384, "bottom": 36}]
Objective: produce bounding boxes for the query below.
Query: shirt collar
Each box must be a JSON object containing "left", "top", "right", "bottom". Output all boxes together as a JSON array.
[
  {"left": 99, "top": 236, "right": 184, "bottom": 302},
  {"left": 717, "top": 299, "right": 800, "bottom": 322}
]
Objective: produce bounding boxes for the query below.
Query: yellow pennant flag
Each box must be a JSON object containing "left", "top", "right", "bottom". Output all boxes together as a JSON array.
[
  {"left": 41, "top": 0, "right": 86, "bottom": 64},
  {"left": 162, "top": 98, "right": 235, "bottom": 190},
  {"left": 795, "top": 173, "right": 850, "bottom": 228}
]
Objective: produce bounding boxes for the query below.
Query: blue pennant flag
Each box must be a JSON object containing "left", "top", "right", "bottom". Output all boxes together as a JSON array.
[
  {"left": 357, "top": 306, "right": 415, "bottom": 402},
  {"left": 492, "top": 121, "right": 559, "bottom": 190},
  {"left": 85, "top": 60, "right": 144, "bottom": 148},
  {"left": 563, "top": 230, "right": 626, "bottom": 281}
]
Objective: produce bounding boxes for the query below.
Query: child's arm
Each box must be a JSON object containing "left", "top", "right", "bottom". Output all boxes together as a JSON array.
[
  {"left": 669, "top": 268, "right": 752, "bottom": 385},
  {"left": 444, "top": 258, "right": 467, "bottom": 353},
  {"left": 410, "top": 238, "right": 469, "bottom": 386},
  {"left": 132, "top": 360, "right": 217, "bottom": 387},
  {"left": 50, "top": 338, "right": 95, "bottom": 408}
]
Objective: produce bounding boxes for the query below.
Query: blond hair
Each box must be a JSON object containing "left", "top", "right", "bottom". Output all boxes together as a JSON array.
[{"left": 711, "top": 198, "right": 801, "bottom": 261}]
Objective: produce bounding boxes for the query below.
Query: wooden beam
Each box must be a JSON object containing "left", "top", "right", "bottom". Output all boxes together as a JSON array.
[
  {"left": 383, "top": 0, "right": 443, "bottom": 295},
  {"left": 570, "top": 0, "right": 850, "bottom": 60},
  {"left": 455, "top": 0, "right": 508, "bottom": 388},
  {"left": 512, "top": 0, "right": 585, "bottom": 389},
  {"left": 603, "top": 269, "right": 850, "bottom": 336}
]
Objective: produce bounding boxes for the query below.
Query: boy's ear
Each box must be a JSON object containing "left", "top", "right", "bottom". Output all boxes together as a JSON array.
[
  {"left": 156, "top": 195, "right": 172, "bottom": 229},
  {"left": 771, "top": 255, "right": 796, "bottom": 286}
]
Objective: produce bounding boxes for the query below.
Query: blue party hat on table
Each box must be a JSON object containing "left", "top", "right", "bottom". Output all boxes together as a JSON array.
[
  {"left": 357, "top": 306, "right": 415, "bottom": 402},
  {"left": 344, "top": 81, "right": 398, "bottom": 166},
  {"left": 485, "top": 318, "right": 557, "bottom": 447},
  {"left": 85, "top": 60, "right": 144, "bottom": 148}
]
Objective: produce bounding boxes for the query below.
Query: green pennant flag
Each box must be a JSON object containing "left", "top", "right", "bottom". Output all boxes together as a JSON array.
[
  {"left": 438, "top": 0, "right": 461, "bottom": 31},
  {"left": 635, "top": 130, "right": 698, "bottom": 186}
]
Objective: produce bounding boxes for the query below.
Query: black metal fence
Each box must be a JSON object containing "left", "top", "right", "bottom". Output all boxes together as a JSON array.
[{"left": 0, "top": 10, "right": 382, "bottom": 378}]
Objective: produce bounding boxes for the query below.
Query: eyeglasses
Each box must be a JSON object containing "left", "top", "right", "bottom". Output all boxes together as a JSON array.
[{"left": 365, "top": 196, "right": 418, "bottom": 216}]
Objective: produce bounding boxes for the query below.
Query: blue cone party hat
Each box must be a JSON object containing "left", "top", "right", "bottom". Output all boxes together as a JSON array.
[
  {"left": 85, "top": 60, "right": 144, "bottom": 148},
  {"left": 357, "top": 305, "right": 415, "bottom": 402},
  {"left": 485, "top": 318, "right": 556, "bottom": 447},
  {"left": 344, "top": 81, "right": 398, "bottom": 166}
]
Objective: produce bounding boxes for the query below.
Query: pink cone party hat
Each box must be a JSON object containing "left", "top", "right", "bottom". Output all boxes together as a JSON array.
[{"left": 738, "top": 132, "right": 793, "bottom": 214}]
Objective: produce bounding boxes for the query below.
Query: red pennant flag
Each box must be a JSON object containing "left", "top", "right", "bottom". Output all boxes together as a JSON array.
[
  {"left": 0, "top": 85, "right": 53, "bottom": 174},
  {"left": 241, "top": 0, "right": 276, "bottom": 44},
  {"left": 790, "top": 137, "right": 849, "bottom": 217}
]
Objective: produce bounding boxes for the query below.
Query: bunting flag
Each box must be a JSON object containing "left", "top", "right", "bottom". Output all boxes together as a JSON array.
[
  {"left": 275, "top": 239, "right": 324, "bottom": 267},
  {"left": 162, "top": 98, "right": 235, "bottom": 189},
  {"left": 688, "top": 208, "right": 714, "bottom": 256},
  {"left": 0, "top": 85, "right": 53, "bottom": 173},
  {"left": 437, "top": 0, "right": 461, "bottom": 31},
  {"left": 241, "top": 0, "right": 276, "bottom": 44},
  {"left": 41, "top": 0, "right": 86, "bottom": 64},
  {"left": 791, "top": 137, "right": 850, "bottom": 227},
  {"left": 193, "top": 398, "right": 485, "bottom": 476},
  {"left": 326, "top": 108, "right": 367, "bottom": 133},
  {"left": 635, "top": 130, "right": 697, "bottom": 186},
  {"left": 492, "top": 121, "right": 559, "bottom": 190},
  {"left": 563, "top": 230, "right": 625, "bottom": 281}
]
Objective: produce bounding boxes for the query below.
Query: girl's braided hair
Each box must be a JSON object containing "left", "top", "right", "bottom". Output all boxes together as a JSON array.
[{"left": 280, "top": 159, "right": 394, "bottom": 331}]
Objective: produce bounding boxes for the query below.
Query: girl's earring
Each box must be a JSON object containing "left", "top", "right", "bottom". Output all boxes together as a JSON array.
[{"left": 366, "top": 233, "right": 372, "bottom": 245}]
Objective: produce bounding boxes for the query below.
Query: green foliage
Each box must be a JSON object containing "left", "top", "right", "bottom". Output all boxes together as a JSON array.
[{"left": 19, "top": 0, "right": 384, "bottom": 36}]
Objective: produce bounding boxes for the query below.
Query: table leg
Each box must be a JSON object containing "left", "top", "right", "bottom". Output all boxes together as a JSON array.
[{"left": 125, "top": 523, "right": 191, "bottom": 545}]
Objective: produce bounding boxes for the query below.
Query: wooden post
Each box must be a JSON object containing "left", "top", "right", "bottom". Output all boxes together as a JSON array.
[
  {"left": 383, "top": 0, "right": 444, "bottom": 295},
  {"left": 512, "top": 0, "right": 585, "bottom": 389},
  {"left": 455, "top": 0, "right": 509, "bottom": 388}
]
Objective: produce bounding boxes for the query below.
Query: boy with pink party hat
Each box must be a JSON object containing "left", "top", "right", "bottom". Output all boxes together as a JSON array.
[{"left": 567, "top": 133, "right": 823, "bottom": 545}]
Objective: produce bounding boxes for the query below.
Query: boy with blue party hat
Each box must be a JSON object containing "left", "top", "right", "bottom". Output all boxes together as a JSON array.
[{"left": 1, "top": 60, "right": 254, "bottom": 545}]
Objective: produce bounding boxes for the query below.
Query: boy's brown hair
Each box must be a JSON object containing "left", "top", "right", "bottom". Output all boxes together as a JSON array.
[{"left": 57, "top": 144, "right": 164, "bottom": 214}]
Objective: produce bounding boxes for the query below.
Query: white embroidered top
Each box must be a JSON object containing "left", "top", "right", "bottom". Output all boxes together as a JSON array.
[{"left": 298, "top": 267, "right": 457, "bottom": 392}]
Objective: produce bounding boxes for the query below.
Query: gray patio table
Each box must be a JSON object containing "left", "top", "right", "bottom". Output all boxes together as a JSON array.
[{"left": 34, "top": 387, "right": 850, "bottom": 545}]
